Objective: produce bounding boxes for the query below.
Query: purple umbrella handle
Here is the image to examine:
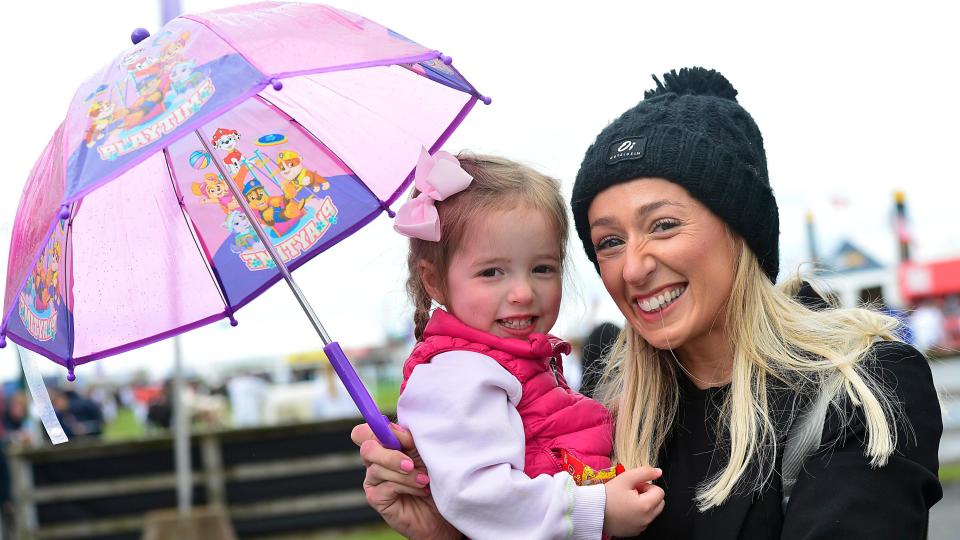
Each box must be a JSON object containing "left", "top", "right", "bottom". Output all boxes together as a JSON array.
[{"left": 323, "top": 341, "right": 402, "bottom": 450}]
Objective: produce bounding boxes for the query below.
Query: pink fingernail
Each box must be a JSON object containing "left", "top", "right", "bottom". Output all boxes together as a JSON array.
[
  {"left": 390, "top": 422, "right": 409, "bottom": 432},
  {"left": 416, "top": 473, "right": 430, "bottom": 485},
  {"left": 400, "top": 460, "right": 414, "bottom": 472}
]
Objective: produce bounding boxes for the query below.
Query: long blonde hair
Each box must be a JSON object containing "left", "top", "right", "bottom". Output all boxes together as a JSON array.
[
  {"left": 405, "top": 153, "right": 569, "bottom": 340},
  {"left": 599, "top": 243, "right": 901, "bottom": 510}
]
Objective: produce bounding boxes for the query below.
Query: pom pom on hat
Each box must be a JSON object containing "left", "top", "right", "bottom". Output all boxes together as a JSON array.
[{"left": 644, "top": 67, "right": 739, "bottom": 102}]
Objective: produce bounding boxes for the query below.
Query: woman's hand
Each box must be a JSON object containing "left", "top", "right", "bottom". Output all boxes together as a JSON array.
[{"left": 351, "top": 423, "right": 460, "bottom": 540}]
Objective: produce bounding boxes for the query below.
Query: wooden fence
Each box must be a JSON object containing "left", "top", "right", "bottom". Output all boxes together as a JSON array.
[{"left": 8, "top": 418, "right": 380, "bottom": 540}]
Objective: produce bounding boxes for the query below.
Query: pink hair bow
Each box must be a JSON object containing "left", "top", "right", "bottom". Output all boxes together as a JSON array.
[{"left": 393, "top": 148, "right": 473, "bottom": 241}]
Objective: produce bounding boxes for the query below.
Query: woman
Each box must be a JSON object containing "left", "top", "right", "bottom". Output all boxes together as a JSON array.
[{"left": 352, "top": 67, "right": 943, "bottom": 539}]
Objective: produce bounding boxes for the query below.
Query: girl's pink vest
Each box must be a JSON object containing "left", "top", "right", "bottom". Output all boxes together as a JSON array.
[{"left": 400, "top": 309, "right": 614, "bottom": 478}]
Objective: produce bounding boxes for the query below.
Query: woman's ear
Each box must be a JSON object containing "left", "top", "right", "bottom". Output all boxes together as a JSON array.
[{"left": 418, "top": 260, "right": 446, "bottom": 306}]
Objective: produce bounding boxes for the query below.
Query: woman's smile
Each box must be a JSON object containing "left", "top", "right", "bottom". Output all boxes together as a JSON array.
[{"left": 634, "top": 283, "right": 687, "bottom": 316}]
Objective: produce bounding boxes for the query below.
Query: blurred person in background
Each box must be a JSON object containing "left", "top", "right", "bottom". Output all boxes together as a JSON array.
[
  {"left": 227, "top": 371, "right": 269, "bottom": 427},
  {"left": 64, "top": 387, "right": 105, "bottom": 437},
  {"left": 910, "top": 300, "right": 945, "bottom": 355},
  {"left": 578, "top": 322, "right": 622, "bottom": 399}
]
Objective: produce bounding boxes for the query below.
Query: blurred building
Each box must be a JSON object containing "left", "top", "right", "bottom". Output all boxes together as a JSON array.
[{"left": 813, "top": 240, "right": 960, "bottom": 354}]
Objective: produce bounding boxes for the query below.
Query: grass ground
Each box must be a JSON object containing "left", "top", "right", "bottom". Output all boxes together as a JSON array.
[
  {"left": 251, "top": 524, "right": 401, "bottom": 540},
  {"left": 374, "top": 379, "right": 400, "bottom": 414},
  {"left": 941, "top": 461, "right": 960, "bottom": 484},
  {"left": 102, "top": 407, "right": 146, "bottom": 440}
]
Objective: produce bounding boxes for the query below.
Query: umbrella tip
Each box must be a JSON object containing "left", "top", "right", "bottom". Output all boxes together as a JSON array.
[
  {"left": 229, "top": 315, "right": 238, "bottom": 327},
  {"left": 440, "top": 54, "right": 453, "bottom": 65},
  {"left": 131, "top": 28, "right": 150, "bottom": 45},
  {"left": 66, "top": 360, "right": 76, "bottom": 382},
  {"left": 479, "top": 95, "right": 492, "bottom": 106},
  {"left": 58, "top": 205, "right": 70, "bottom": 220},
  {"left": 0, "top": 334, "right": 6, "bottom": 349},
  {"left": 269, "top": 78, "right": 283, "bottom": 91}
]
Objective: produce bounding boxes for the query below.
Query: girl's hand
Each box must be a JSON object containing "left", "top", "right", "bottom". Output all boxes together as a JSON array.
[
  {"left": 602, "top": 466, "right": 665, "bottom": 537},
  {"left": 351, "top": 423, "right": 460, "bottom": 540}
]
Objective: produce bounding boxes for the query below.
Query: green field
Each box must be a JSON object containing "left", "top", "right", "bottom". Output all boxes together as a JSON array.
[
  {"left": 102, "top": 407, "right": 146, "bottom": 440},
  {"left": 941, "top": 461, "right": 960, "bottom": 484},
  {"left": 253, "top": 524, "right": 401, "bottom": 540}
]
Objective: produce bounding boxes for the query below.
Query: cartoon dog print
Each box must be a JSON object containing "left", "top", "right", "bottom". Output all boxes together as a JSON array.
[
  {"left": 223, "top": 210, "right": 263, "bottom": 253},
  {"left": 191, "top": 173, "right": 238, "bottom": 214},
  {"left": 277, "top": 149, "right": 330, "bottom": 203}
]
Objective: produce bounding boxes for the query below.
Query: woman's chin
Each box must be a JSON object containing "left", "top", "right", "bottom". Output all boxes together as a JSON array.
[{"left": 636, "top": 328, "right": 684, "bottom": 351}]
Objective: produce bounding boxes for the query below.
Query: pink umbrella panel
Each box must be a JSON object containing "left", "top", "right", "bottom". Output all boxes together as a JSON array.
[{"left": 2, "top": 2, "right": 487, "bottom": 449}]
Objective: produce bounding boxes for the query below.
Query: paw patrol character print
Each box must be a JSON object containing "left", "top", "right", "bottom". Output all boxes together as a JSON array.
[
  {"left": 26, "top": 240, "right": 61, "bottom": 316},
  {"left": 277, "top": 150, "right": 330, "bottom": 202},
  {"left": 212, "top": 128, "right": 246, "bottom": 178},
  {"left": 166, "top": 60, "right": 203, "bottom": 101},
  {"left": 122, "top": 74, "right": 169, "bottom": 128},
  {"left": 223, "top": 210, "right": 264, "bottom": 254},
  {"left": 191, "top": 172, "right": 238, "bottom": 214},
  {"left": 19, "top": 238, "right": 64, "bottom": 341},
  {"left": 160, "top": 31, "right": 190, "bottom": 68},
  {"left": 242, "top": 179, "right": 304, "bottom": 236},
  {"left": 84, "top": 100, "right": 126, "bottom": 147},
  {"left": 122, "top": 51, "right": 161, "bottom": 85}
]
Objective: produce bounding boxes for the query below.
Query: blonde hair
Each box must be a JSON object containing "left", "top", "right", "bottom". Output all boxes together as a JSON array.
[
  {"left": 405, "top": 153, "right": 569, "bottom": 340},
  {"left": 599, "top": 243, "right": 901, "bottom": 510}
]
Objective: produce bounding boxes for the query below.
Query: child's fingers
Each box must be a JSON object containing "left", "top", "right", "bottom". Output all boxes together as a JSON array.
[
  {"left": 635, "top": 483, "right": 666, "bottom": 514},
  {"left": 617, "top": 466, "right": 663, "bottom": 487}
]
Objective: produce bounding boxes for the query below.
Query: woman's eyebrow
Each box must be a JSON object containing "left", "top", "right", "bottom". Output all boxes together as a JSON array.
[
  {"left": 636, "top": 200, "right": 684, "bottom": 220},
  {"left": 589, "top": 216, "right": 615, "bottom": 229},
  {"left": 590, "top": 200, "right": 685, "bottom": 229}
]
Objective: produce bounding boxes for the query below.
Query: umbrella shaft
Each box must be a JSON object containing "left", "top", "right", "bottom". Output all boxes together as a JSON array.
[{"left": 193, "top": 129, "right": 332, "bottom": 345}]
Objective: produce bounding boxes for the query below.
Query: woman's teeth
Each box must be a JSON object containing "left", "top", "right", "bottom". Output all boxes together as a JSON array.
[
  {"left": 638, "top": 286, "right": 686, "bottom": 313},
  {"left": 499, "top": 317, "right": 534, "bottom": 329}
]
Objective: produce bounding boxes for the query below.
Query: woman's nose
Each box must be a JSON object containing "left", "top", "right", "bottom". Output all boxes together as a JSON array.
[{"left": 622, "top": 244, "right": 656, "bottom": 285}]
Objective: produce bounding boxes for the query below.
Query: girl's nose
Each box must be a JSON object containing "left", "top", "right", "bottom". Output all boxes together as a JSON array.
[{"left": 507, "top": 278, "right": 535, "bottom": 305}]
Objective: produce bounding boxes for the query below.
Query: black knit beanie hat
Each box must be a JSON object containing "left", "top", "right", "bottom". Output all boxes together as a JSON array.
[{"left": 572, "top": 67, "right": 780, "bottom": 282}]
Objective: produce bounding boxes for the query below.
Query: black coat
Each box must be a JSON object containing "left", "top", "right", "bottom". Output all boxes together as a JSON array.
[{"left": 634, "top": 288, "right": 943, "bottom": 539}]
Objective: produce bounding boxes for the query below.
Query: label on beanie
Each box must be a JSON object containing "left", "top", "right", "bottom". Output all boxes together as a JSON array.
[{"left": 607, "top": 136, "right": 647, "bottom": 164}]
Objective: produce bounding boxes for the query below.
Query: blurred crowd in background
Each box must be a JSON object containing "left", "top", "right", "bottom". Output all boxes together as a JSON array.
[{"left": 910, "top": 295, "right": 960, "bottom": 355}]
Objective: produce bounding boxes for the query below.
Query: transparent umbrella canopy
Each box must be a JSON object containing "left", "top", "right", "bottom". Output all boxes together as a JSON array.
[{"left": 2, "top": 1, "right": 488, "bottom": 450}]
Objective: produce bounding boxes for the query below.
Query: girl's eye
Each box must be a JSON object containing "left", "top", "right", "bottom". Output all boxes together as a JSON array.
[
  {"left": 479, "top": 268, "right": 500, "bottom": 278},
  {"left": 652, "top": 219, "right": 681, "bottom": 233},
  {"left": 594, "top": 236, "right": 624, "bottom": 252},
  {"left": 533, "top": 265, "right": 556, "bottom": 274}
]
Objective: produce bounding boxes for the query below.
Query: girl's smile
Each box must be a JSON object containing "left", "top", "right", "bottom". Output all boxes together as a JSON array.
[{"left": 421, "top": 205, "right": 563, "bottom": 340}]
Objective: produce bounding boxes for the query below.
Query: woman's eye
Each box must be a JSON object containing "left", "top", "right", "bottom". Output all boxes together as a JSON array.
[
  {"left": 652, "top": 219, "right": 680, "bottom": 233},
  {"left": 594, "top": 236, "right": 624, "bottom": 251}
]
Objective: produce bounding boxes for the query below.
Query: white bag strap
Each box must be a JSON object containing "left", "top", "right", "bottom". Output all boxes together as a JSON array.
[
  {"left": 781, "top": 374, "right": 839, "bottom": 512},
  {"left": 16, "top": 345, "right": 68, "bottom": 444}
]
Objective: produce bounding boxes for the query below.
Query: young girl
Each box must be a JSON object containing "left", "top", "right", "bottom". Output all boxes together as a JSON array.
[{"left": 391, "top": 149, "right": 664, "bottom": 539}]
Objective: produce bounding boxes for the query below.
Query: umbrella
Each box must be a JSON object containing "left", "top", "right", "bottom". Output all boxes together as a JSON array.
[{"left": 1, "top": 1, "right": 488, "bottom": 450}]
